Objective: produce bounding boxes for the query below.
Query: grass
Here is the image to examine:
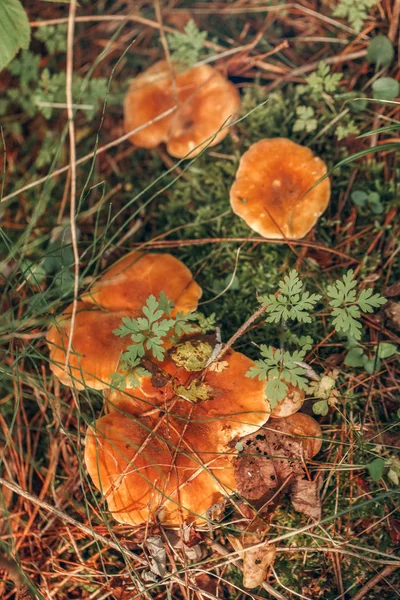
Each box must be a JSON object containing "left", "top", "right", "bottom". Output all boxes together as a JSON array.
[{"left": 1, "top": 0, "right": 400, "bottom": 599}]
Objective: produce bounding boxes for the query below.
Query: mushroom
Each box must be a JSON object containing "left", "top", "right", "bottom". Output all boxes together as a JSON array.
[
  {"left": 82, "top": 251, "right": 201, "bottom": 316},
  {"left": 85, "top": 349, "right": 271, "bottom": 526},
  {"left": 47, "top": 302, "right": 132, "bottom": 391},
  {"left": 124, "top": 61, "right": 240, "bottom": 158},
  {"left": 268, "top": 413, "right": 322, "bottom": 459},
  {"left": 230, "top": 138, "right": 331, "bottom": 239},
  {"left": 270, "top": 384, "right": 305, "bottom": 418},
  {"left": 47, "top": 252, "right": 202, "bottom": 390}
]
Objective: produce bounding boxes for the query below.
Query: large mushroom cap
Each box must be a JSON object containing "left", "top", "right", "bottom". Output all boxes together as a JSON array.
[
  {"left": 230, "top": 138, "right": 330, "bottom": 240},
  {"left": 85, "top": 412, "right": 236, "bottom": 526},
  {"left": 108, "top": 349, "right": 271, "bottom": 444},
  {"left": 124, "top": 61, "right": 240, "bottom": 158},
  {"left": 47, "top": 252, "right": 202, "bottom": 390},
  {"left": 86, "top": 349, "right": 270, "bottom": 526},
  {"left": 82, "top": 251, "right": 202, "bottom": 316}
]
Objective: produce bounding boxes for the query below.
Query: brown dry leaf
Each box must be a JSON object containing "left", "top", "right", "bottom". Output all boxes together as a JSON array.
[
  {"left": 234, "top": 429, "right": 305, "bottom": 503},
  {"left": 289, "top": 477, "right": 321, "bottom": 520},
  {"left": 388, "top": 517, "right": 400, "bottom": 544},
  {"left": 228, "top": 534, "right": 277, "bottom": 589},
  {"left": 242, "top": 539, "right": 277, "bottom": 589},
  {"left": 383, "top": 283, "right": 400, "bottom": 298}
]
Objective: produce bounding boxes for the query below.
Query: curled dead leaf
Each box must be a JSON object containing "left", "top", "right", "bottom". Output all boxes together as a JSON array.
[{"left": 289, "top": 477, "right": 321, "bottom": 520}]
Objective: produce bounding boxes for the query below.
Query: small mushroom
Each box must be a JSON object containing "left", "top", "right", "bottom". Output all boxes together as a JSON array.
[
  {"left": 270, "top": 384, "right": 305, "bottom": 418},
  {"left": 85, "top": 350, "right": 271, "bottom": 526},
  {"left": 269, "top": 413, "right": 322, "bottom": 458},
  {"left": 124, "top": 61, "right": 240, "bottom": 158},
  {"left": 230, "top": 138, "right": 331, "bottom": 239},
  {"left": 47, "top": 252, "right": 202, "bottom": 390}
]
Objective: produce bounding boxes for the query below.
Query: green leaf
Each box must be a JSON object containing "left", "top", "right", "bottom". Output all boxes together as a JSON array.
[
  {"left": 377, "top": 342, "right": 397, "bottom": 359},
  {"left": 158, "top": 291, "right": 174, "bottom": 315},
  {"left": 327, "top": 271, "right": 386, "bottom": 339},
  {"left": 344, "top": 347, "right": 366, "bottom": 367},
  {"left": 357, "top": 289, "right": 386, "bottom": 312},
  {"left": 166, "top": 19, "right": 208, "bottom": 68},
  {"left": 351, "top": 190, "right": 368, "bottom": 207},
  {"left": 372, "top": 77, "right": 400, "bottom": 101},
  {"left": 367, "top": 457, "right": 385, "bottom": 482},
  {"left": 367, "top": 35, "right": 394, "bottom": 69},
  {"left": 313, "top": 400, "right": 329, "bottom": 416},
  {"left": 293, "top": 106, "right": 318, "bottom": 133},
  {"left": 265, "top": 379, "right": 288, "bottom": 408},
  {"left": 264, "top": 270, "right": 321, "bottom": 324},
  {"left": 0, "top": 0, "right": 31, "bottom": 72},
  {"left": 193, "top": 312, "right": 217, "bottom": 333},
  {"left": 333, "top": 0, "right": 377, "bottom": 33},
  {"left": 364, "top": 357, "right": 381, "bottom": 374}
]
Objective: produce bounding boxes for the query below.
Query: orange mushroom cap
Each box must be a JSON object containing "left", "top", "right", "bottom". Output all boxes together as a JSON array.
[
  {"left": 85, "top": 412, "right": 236, "bottom": 526},
  {"left": 46, "top": 302, "right": 130, "bottom": 390},
  {"left": 82, "top": 251, "right": 201, "bottom": 316},
  {"left": 85, "top": 349, "right": 271, "bottom": 525},
  {"left": 47, "top": 252, "right": 202, "bottom": 389},
  {"left": 124, "top": 61, "right": 240, "bottom": 158},
  {"left": 108, "top": 350, "right": 271, "bottom": 444},
  {"left": 230, "top": 138, "right": 330, "bottom": 240},
  {"left": 268, "top": 413, "right": 322, "bottom": 458}
]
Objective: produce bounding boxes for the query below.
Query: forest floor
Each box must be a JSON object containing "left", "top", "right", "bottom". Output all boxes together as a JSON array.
[{"left": 1, "top": 1, "right": 400, "bottom": 599}]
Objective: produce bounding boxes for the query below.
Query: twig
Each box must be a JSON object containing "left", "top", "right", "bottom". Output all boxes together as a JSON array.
[
  {"left": 349, "top": 565, "right": 399, "bottom": 600},
  {"left": 388, "top": 0, "right": 400, "bottom": 43},
  {"left": 218, "top": 303, "right": 267, "bottom": 359},
  {"left": 64, "top": 0, "right": 80, "bottom": 371}
]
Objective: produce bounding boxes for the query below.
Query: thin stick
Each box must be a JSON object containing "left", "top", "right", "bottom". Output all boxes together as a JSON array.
[
  {"left": 64, "top": 0, "right": 80, "bottom": 370},
  {"left": 349, "top": 565, "right": 399, "bottom": 600},
  {"left": 388, "top": 0, "right": 400, "bottom": 43}
]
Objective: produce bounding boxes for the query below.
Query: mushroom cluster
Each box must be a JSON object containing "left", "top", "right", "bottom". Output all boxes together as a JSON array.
[
  {"left": 47, "top": 250, "right": 322, "bottom": 527},
  {"left": 124, "top": 61, "right": 240, "bottom": 158},
  {"left": 47, "top": 251, "right": 271, "bottom": 525}
]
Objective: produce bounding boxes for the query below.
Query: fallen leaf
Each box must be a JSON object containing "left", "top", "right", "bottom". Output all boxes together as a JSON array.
[
  {"left": 383, "top": 283, "right": 400, "bottom": 298},
  {"left": 234, "top": 428, "right": 306, "bottom": 503},
  {"left": 234, "top": 452, "right": 279, "bottom": 501},
  {"left": 243, "top": 539, "right": 277, "bottom": 589},
  {"left": 388, "top": 518, "right": 400, "bottom": 544},
  {"left": 289, "top": 477, "right": 321, "bottom": 520},
  {"left": 145, "top": 536, "right": 167, "bottom": 578},
  {"left": 208, "top": 360, "right": 229, "bottom": 372}
]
